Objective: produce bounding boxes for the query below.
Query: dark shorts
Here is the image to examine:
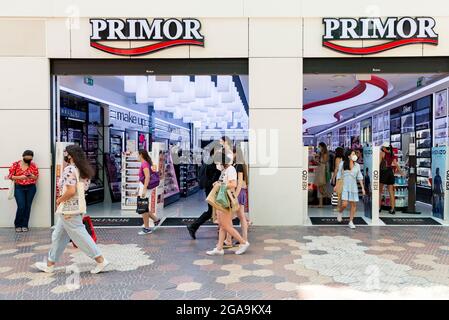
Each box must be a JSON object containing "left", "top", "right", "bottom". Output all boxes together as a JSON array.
[{"left": 380, "top": 168, "right": 395, "bottom": 185}]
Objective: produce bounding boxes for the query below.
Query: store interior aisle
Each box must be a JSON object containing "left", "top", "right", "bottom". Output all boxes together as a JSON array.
[{"left": 88, "top": 190, "right": 207, "bottom": 219}]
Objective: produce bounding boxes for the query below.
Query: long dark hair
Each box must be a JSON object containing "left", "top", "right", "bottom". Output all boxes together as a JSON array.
[
  {"left": 66, "top": 145, "right": 95, "bottom": 180},
  {"left": 234, "top": 146, "right": 248, "bottom": 186},
  {"left": 335, "top": 147, "right": 344, "bottom": 159},
  {"left": 138, "top": 149, "right": 153, "bottom": 166},
  {"left": 343, "top": 149, "right": 353, "bottom": 171},
  {"left": 318, "top": 142, "right": 328, "bottom": 157}
]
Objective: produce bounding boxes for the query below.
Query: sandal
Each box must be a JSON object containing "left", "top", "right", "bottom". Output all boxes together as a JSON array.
[
  {"left": 21, "top": 227, "right": 29, "bottom": 232},
  {"left": 223, "top": 241, "right": 234, "bottom": 249},
  {"left": 15, "top": 228, "right": 22, "bottom": 233}
]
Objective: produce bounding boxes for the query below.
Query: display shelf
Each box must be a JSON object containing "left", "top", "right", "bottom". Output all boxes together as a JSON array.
[
  {"left": 162, "top": 149, "right": 180, "bottom": 205},
  {"left": 121, "top": 152, "right": 141, "bottom": 210},
  {"left": 180, "top": 163, "right": 199, "bottom": 197}
]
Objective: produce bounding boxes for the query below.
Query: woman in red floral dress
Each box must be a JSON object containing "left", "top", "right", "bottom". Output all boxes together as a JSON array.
[{"left": 8, "top": 150, "right": 39, "bottom": 233}]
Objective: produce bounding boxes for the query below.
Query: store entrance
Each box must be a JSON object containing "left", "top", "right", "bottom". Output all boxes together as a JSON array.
[
  {"left": 50, "top": 59, "right": 249, "bottom": 227},
  {"left": 303, "top": 57, "right": 449, "bottom": 226}
]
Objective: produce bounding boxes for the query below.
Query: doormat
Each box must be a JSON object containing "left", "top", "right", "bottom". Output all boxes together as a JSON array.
[
  {"left": 310, "top": 217, "right": 367, "bottom": 225},
  {"left": 90, "top": 217, "right": 143, "bottom": 227},
  {"left": 161, "top": 217, "right": 240, "bottom": 227},
  {"left": 380, "top": 217, "right": 441, "bottom": 225}
]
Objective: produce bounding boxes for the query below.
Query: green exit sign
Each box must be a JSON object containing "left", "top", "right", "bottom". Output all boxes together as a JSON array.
[{"left": 84, "top": 77, "right": 94, "bottom": 86}]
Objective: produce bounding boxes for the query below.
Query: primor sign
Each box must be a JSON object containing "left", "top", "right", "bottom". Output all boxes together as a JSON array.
[
  {"left": 322, "top": 17, "right": 438, "bottom": 55},
  {"left": 90, "top": 18, "right": 204, "bottom": 56}
]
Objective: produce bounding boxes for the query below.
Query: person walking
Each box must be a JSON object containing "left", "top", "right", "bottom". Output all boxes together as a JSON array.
[
  {"left": 223, "top": 146, "right": 249, "bottom": 246},
  {"left": 330, "top": 147, "right": 344, "bottom": 212},
  {"left": 335, "top": 149, "right": 366, "bottom": 229},
  {"left": 34, "top": 145, "right": 109, "bottom": 274},
  {"left": 8, "top": 150, "right": 39, "bottom": 233},
  {"left": 379, "top": 142, "right": 400, "bottom": 215},
  {"left": 187, "top": 148, "right": 221, "bottom": 239},
  {"left": 137, "top": 149, "right": 161, "bottom": 235},
  {"left": 206, "top": 150, "right": 250, "bottom": 256},
  {"left": 313, "top": 142, "right": 331, "bottom": 208}
]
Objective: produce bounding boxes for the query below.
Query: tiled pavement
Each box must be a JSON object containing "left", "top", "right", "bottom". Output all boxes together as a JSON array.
[{"left": 0, "top": 226, "right": 449, "bottom": 300}]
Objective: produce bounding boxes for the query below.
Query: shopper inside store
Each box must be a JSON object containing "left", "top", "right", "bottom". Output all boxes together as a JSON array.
[{"left": 304, "top": 73, "right": 447, "bottom": 226}]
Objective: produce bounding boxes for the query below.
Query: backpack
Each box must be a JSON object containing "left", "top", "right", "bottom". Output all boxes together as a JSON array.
[{"left": 198, "top": 163, "right": 207, "bottom": 189}]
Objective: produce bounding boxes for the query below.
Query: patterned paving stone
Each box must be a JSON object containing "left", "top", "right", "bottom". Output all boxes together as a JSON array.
[
  {"left": 0, "top": 226, "right": 448, "bottom": 299},
  {"left": 193, "top": 259, "right": 214, "bottom": 266},
  {"left": 176, "top": 282, "right": 202, "bottom": 292},
  {"left": 13, "top": 252, "right": 36, "bottom": 259},
  {"left": 252, "top": 269, "right": 274, "bottom": 277},
  {"left": 216, "top": 275, "right": 240, "bottom": 285},
  {"left": 130, "top": 289, "right": 160, "bottom": 300},
  {"left": 275, "top": 282, "right": 299, "bottom": 292},
  {"left": 264, "top": 246, "right": 282, "bottom": 251},
  {"left": 0, "top": 249, "right": 18, "bottom": 255},
  {"left": 221, "top": 264, "right": 242, "bottom": 271},
  {"left": 253, "top": 259, "right": 273, "bottom": 266},
  {"left": 407, "top": 242, "right": 426, "bottom": 248}
]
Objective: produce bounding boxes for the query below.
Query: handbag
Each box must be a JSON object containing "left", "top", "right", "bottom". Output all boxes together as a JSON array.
[
  {"left": 227, "top": 189, "right": 239, "bottom": 212},
  {"left": 7, "top": 161, "right": 19, "bottom": 200},
  {"left": 331, "top": 192, "right": 339, "bottom": 206},
  {"left": 7, "top": 180, "right": 15, "bottom": 200},
  {"left": 55, "top": 168, "right": 87, "bottom": 215},
  {"left": 136, "top": 196, "right": 149, "bottom": 214},
  {"left": 148, "top": 168, "right": 160, "bottom": 189},
  {"left": 216, "top": 184, "right": 230, "bottom": 208}
]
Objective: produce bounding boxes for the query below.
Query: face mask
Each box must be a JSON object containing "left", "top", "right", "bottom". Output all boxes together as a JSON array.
[
  {"left": 23, "top": 158, "right": 32, "bottom": 164},
  {"left": 351, "top": 155, "right": 358, "bottom": 162},
  {"left": 317, "top": 147, "right": 321, "bottom": 152}
]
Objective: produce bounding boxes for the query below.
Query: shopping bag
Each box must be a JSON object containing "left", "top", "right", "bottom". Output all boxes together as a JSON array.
[
  {"left": 71, "top": 215, "right": 97, "bottom": 248},
  {"left": 227, "top": 189, "right": 239, "bottom": 213},
  {"left": 55, "top": 168, "right": 87, "bottom": 215},
  {"left": 216, "top": 184, "right": 230, "bottom": 208},
  {"left": 7, "top": 180, "right": 15, "bottom": 200},
  {"left": 206, "top": 183, "right": 230, "bottom": 213},
  {"left": 331, "top": 192, "right": 339, "bottom": 206},
  {"left": 136, "top": 196, "right": 149, "bottom": 214}
]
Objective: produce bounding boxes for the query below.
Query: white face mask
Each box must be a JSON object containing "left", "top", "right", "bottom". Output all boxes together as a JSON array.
[{"left": 351, "top": 155, "right": 358, "bottom": 162}]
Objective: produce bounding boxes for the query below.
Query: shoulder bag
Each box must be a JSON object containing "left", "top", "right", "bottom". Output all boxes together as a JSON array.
[
  {"left": 55, "top": 168, "right": 87, "bottom": 215},
  {"left": 8, "top": 161, "right": 19, "bottom": 200}
]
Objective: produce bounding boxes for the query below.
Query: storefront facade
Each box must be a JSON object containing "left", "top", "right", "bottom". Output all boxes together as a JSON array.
[{"left": 1, "top": 1, "right": 449, "bottom": 227}]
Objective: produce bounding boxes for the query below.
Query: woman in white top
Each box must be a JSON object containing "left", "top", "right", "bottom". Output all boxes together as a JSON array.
[
  {"left": 206, "top": 150, "right": 250, "bottom": 256},
  {"left": 34, "top": 145, "right": 109, "bottom": 274}
]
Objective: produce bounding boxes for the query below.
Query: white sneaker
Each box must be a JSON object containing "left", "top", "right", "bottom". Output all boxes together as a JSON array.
[
  {"left": 138, "top": 228, "right": 153, "bottom": 235},
  {"left": 235, "top": 242, "right": 250, "bottom": 255},
  {"left": 206, "top": 248, "right": 224, "bottom": 256},
  {"left": 34, "top": 261, "right": 54, "bottom": 273},
  {"left": 348, "top": 221, "right": 356, "bottom": 229},
  {"left": 91, "top": 259, "right": 110, "bottom": 274},
  {"left": 337, "top": 212, "right": 343, "bottom": 223}
]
